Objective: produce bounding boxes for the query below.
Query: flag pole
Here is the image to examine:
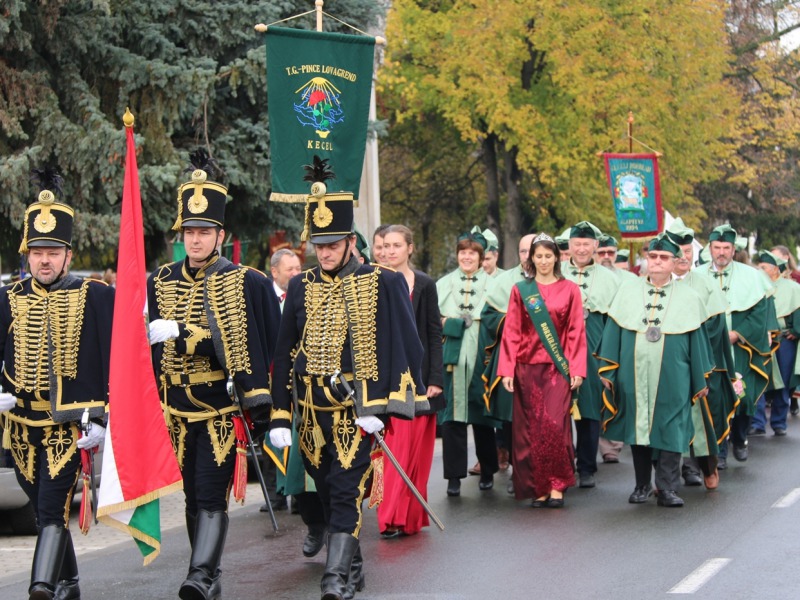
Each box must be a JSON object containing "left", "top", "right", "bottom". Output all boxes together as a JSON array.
[
  {"left": 627, "top": 111, "right": 634, "bottom": 154},
  {"left": 316, "top": 0, "right": 323, "bottom": 31}
]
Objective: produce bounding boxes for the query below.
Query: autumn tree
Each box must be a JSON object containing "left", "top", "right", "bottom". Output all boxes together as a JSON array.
[{"left": 380, "top": 0, "right": 740, "bottom": 269}]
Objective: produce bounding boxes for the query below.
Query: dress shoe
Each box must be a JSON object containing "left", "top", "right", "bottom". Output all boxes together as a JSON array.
[
  {"left": 380, "top": 529, "right": 402, "bottom": 540},
  {"left": 717, "top": 456, "right": 727, "bottom": 470},
  {"left": 747, "top": 427, "right": 766, "bottom": 436},
  {"left": 774, "top": 428, "right": 787, "bottom": 436},
  {"left": 732, "top": 444, "right": 748, "bottom": 462},
  {"left": 446, "top": 478, "right": 461, "bottom": 497},
  {"left": 468, "top": 462, "right": 481, "bottom": 476},
  {"left": 478, "top": 475, "right": 494, "bottom": 490},
  {"left": 628, "top": 484, "right": 653, "bottom": 504},
  {"left": 546, "top": 497, "right": 564, "bottom": 508},
  {"left": 302, "top": 525, "right": 327, "bottom": 557},
  {"left": 791, "top": 399, "right": 799, "bottom": 416},
  {"left": 578, "top": 473, "right": 596, "bottom": 488},
  {"left": 530, "top": 497, "right": 548, "bottom": 508},
  {"left": 656, "top": 489, "right": 684, "bottom": 507},
  {"left": 602, "top": 454, "right": 619, "bottom": 464},
  {"left": 704, "top": 470, "right": 719, "bottom": 490},
  {"left": 682, "top": 472, "right": 703, "bottom": 487}
]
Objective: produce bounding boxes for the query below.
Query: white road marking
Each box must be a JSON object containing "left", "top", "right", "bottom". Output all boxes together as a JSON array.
[
  {"left": 668, "top": 558, "right": 731, "bottom": 594},
  {"left": 772, "top": 487, "right": 800, "bottom": 508}
]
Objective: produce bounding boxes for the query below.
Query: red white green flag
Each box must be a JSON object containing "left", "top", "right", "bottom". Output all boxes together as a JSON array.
[{"left": 97, "top": 110, "right": 183, "bottom": 565}]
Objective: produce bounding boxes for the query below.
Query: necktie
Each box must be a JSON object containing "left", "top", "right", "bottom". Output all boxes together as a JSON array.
[{"left": 280, "top": 293, "right": 286, "bottom": 303}]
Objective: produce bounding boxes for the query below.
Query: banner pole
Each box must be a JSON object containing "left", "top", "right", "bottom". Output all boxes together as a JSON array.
[
  {"left": 627, "top": 111, "right": 634, "bottom": 154},
  {"left": 316, "top": 0, "right": 323, "bottom": 32}
]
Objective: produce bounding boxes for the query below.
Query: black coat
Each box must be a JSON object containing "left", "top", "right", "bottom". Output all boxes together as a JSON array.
[{"left": 411, "top": 270, "right": 445, "bottom": 414}]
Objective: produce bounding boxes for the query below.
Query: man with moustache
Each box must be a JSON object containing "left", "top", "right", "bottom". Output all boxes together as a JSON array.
[
  {"left": 147, "top": 152, "right": 280, "bottom": 600},
  {"left": 269, "top": 158, "right": 428, "bottom": 600},
  {"left": 562, "top": 222, "right": 618, "bottom": 488},
  {"left": 694, "top": 224, "right": 775, "bottom": 465},
  {"left": 0, "top": 169, "right": 114, "bottom": 599}
]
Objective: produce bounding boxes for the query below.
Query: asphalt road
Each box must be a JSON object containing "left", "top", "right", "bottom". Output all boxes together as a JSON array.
[{"left": 2, "top": 429, "right": 800, "bottom": 599}]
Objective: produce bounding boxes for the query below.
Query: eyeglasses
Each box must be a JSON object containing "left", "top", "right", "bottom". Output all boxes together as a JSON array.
[{"left": 596, "top": 250, "right": 616, "bottom": 256}]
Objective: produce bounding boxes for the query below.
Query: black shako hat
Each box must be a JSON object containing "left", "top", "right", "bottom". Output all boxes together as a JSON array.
[
  {"left": 301, "top": 156, "right": 354, "bottom": 244},
  {"left": 20, "top": 167, "right": 74, "bottom": 252},
  {"left": 172, "top": 149, "right": 228, "bottom": 231}
]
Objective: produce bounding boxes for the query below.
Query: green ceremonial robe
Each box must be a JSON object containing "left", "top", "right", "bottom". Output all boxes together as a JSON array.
[
  {"left": 676, "top": 271, "right": 738, "bottom": 455},
  {"left": 437, "top": 267, "right": 499, "bottom": 426},
  {"left": 597, "top": 277, "right": 713, "bottom": 453},
  {"left": 695, "top": 262, "right": 776, "bottom": 416},
  {"left": 562, "top": 260, "right": 619, "bottom": 421},
  {"left": 471, "top": 266, "right": 527, "bottom": 422}
]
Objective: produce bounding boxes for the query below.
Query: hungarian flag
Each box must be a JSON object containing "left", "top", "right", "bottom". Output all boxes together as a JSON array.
[{"left": 97, "top": 110, "right": 183, "bottom": 565}]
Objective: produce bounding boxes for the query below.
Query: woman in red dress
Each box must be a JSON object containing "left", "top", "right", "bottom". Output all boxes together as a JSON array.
[
  {"left": 497, "top": 233, "right": 586, "bottom": 507},
  {"left": 377, "top": 224, "right": 444, "bottom": 536}
]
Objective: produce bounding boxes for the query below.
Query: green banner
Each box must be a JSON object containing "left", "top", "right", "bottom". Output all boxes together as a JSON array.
[{"left": 266, "top": 27, "right": 375, "bottom": 202}]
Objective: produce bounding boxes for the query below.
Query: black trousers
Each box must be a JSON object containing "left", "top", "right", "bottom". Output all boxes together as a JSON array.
[
  {"left": 301, "top": 407, "right": 372, "bottom": 537},
  {"left": 575, "top": 418, "right": 600, "bottom": 476},
  {"left": 11, "top": 422, "right": 81, "bottom": 528},
  {"left": 178, "top": 417, "right": 236, "bottom": 515},
  {"left": 295, "top": 491, "right": 326, "bottom": 528},
  {"left": 440, "top": 421, "right": 499, "bottom": 480},
  {"left": 631, "top": 445, "right": 681, "bottom": 491}
]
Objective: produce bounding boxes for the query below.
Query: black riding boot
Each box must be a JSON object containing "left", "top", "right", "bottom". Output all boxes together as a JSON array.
[
  {"left": 179, "top": 510, "right": 228, "bottom": 600},
  {"left": 186, "top": 510, "right": 197, "bottom": 548},
  {"left": 29, "top": 525, "right": 69, "bottom": 600},
  {"left": 320, "top": 533, "right": 359, "bottom": 600},
  {"left": 342, "top": 542, "right": 365, "bottom": 599},
  {"left": 54, "top": 530, "right": 80, "bottom": 600}
]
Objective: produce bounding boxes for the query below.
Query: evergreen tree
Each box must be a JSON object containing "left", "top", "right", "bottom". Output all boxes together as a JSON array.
[{"left": 0, "top": 0, "right": 383, "bottom": 270}]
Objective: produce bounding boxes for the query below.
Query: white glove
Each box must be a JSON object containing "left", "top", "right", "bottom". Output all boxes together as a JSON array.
[
  {"left": 0, "top": 392, "right": 16, "bottom": 413},
  {"left": 77, "top": 424, "right": 105, "bottom": 450},
  {"left": 269, "top": 428, "right": 293, "bottom": 449},
  {"left": 355, "top": 416, "right": 384, "bottom": 434},
  {"left": 148, "top": 319, "right": 180, "bottom": 344}
]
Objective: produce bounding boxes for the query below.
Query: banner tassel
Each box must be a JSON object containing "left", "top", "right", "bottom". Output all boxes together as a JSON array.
[
  {"left": 78, "top": 449, "right": 92, "bottom": 535},
  {"left": 232, "top": 416, "right": 249, "bottom": 504}
]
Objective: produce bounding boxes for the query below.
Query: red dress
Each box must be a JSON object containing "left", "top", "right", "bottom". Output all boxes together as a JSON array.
[{"left": 497, "top": 278, "right": 587, "bottom": 499}]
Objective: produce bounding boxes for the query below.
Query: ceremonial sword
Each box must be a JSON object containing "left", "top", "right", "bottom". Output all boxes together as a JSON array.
[
  {"left": 80, "top": 409, "right": 99, "bottom": 524},
  {"left": 330, "top": 370, "right": 445, "bottom": 531},
  {"left": 226, "top": 376, "right": 279, "bottom": 533}
]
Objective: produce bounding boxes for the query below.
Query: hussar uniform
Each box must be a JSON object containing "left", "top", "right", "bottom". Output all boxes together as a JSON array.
[
  {"left": 269, "top": 160, "right": 428, "bottom": 600},
  {"left": 1, "top": 178, "right": 114, "bottom": 599},
  {"left": 147, "top": 158, "right": 280, "bottom": 600}
]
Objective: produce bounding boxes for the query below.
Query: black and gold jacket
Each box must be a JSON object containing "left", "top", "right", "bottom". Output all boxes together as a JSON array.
[
  {"left": 147, "top": 253, "right": 280, "bottom": 418},
  {"left": 270, "top": 255, "right": 429, "bottom": 429},
  {"left": 0, "top": 274, "right": 114, "bottom": 425}
]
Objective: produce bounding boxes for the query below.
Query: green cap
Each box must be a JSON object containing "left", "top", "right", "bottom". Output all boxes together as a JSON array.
[
  {"left": 708, "top": 224, "right": 737, "bottom": 244},
  {"left": 458, "top": 226, "right": 488, "bottom": 250},
  {"left": 482, "top": 228, "right": 500, "bottom": 252},
  {"left": 353, "top": 227, "right": 371, "bottom": 262},
  {"left": 598, "top": 234, "right": 618, "bottom": 248},
  {"left": 554, "top": 227, "right": 571, "bottom": 250},
  {"left": 665, "top": 217, "right": 694, "bottom": 246},
  {"left": 615, "top": 249, "right": 629, "bottom": 263},
  {"left": 647, "top": 233, "right": 683, "bottom": 258},
  {"left": 756, "top": 249, "right": 787, "bottom": 272},
  {"left": 734, "top": 236, "right": 748, "bottom": 252},
  {"left": 570, "top": 221, "right": 602, "bottom": 240},
  {"left": 697, "top": 244, "right": 710, "bottom": 265}
]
